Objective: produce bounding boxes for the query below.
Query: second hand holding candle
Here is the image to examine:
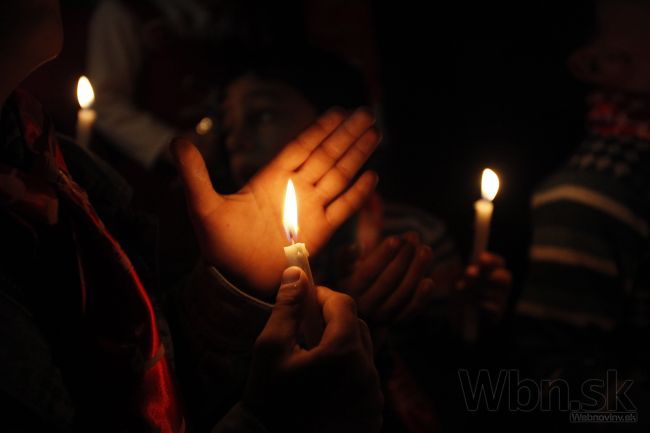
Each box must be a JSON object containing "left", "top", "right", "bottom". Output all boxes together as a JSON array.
[{"left": 464, "top": 168, "right": 500, "bottom": 342}]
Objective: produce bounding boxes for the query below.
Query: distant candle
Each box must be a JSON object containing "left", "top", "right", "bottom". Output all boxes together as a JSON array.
[
  {"left": 282, "top": 179, "right": 323, "bottom": 347},
  {"left": 464, "top": 168, "right": 500, "bottom": 343},
  {"left": 76, "top": 76, "right": 96, "bottom": 149},
  {"left": 471, "top": 168, "right": 499, "bottom": 263}
]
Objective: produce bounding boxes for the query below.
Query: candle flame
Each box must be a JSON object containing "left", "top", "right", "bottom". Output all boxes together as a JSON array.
[
  {"left": 481, "top": 168, "right": 500, "bottom": 201},
  {"left": 195, "top": 116, "right": 213, "bottom": 135},
  {"left": 283, "top": 179, "right": 299, "bottom": 242},
  {"left": 77, "top": 76, "right": 95, "bottom": 109}
]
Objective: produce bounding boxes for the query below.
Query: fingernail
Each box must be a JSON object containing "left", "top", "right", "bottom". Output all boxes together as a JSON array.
[
  {"left": 419, "top": 245, "right": 432, "bottom": 260},
  {"left": 282, "top": 267, "right": 302, "bottom": 284}
]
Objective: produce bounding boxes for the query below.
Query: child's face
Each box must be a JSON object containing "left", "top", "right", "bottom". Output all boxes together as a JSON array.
[
  {"left": 221, "top": 75, "right": 318, "bottom": 187},
  {"left": 579, "top": 1, "right": 650, "bottom": 94}
]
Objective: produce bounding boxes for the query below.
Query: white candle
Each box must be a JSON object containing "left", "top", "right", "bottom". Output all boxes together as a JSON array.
[
  {"left": 471, "top": 168, "right": 499, "bottom": 263},
  {"left": 283, "top": 179, "right": 323, "bottom": 347},
  {"left": 464, "top": 168, "right": 499, "bottom": 343},
  {"left": 76, "top": 76, "right": 96, "bottom": 149}
]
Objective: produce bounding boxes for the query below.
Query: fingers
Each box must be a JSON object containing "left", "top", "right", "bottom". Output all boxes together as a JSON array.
[
  {"left": 255, "top": 267, "right": 308, "bottom": 356},
  {"left": 395, "top": 278, "right": 435, "bottom": 323},
  {"left": 480, "top": 267, "right": 513, "bottom": 308},
  {"left": 460, "top": 252, "right": 512, "bottom": 315},
  {"left": 171, "top": 137, "right": 222, "bottom": 218},
  {"left": 347, "top": 236, "right": 403, "bottom": 296},
  {"left": 358, "top": 319, "right": 374, "bottom": 358},
  {"left": 272, "top": 109, "right": 346, "bottom": 171},
  {"left": 463, "top": 252, "right": 511, "bottom": 287},
  {"left": 325, "top": 170, "right": 378, "bottom": 229},
  {"left": 293, "top": 286, "right": 360, "bottom": 364},
  {"left": 314, "top": 127, "right": 380, "bottom": 205},
  {"left": 357, "top": 239, "right": 415, "bottom": 315},
  {"left": 374, "top": 237, "right": 434, "bottom": 322},
  {"left": 298, "top": 108, "right": 376, "bottom": 185},
  {"left": 476, "top": 251, "right": 506, "bottom": 271}
]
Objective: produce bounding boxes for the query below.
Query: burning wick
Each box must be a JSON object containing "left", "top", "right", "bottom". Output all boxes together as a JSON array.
[
  {"left": 76, "top": 76, "right": 96, "bottom": 149},
  {"left": 471, "top": 168, "right": 500, "bottom": 263}
]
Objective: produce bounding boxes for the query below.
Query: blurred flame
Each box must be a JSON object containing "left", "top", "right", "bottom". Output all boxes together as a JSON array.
[
  {"left": 77, "top": 76, "right": 94, "bottom": 109},
  {"left": 283, "top": 179, "right": 298, "bottom": 242},
  {"left": 195, "top": 117, "right": 213, "bottom": 135},
  {"left": 481, "top": 168, "right": 500, "bottom": 201}
]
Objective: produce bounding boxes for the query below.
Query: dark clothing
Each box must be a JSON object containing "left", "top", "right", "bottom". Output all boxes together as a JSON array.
[{"left": 0, "top": 91, "right": 269, "bottom": 433}]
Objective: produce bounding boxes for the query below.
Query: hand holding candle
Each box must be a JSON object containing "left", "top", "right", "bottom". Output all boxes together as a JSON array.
[
  {"left": 283, "top": 179, "right": 323, "bottom": 346},
  {"left": 464, "top": 168, "right": 499, "bottom": 342},
  {"left": 76, "top": 76, "right": 96, "bottom": 149},
  {"left": 172, "top": 108, "right": 380, "bottom": 296}
]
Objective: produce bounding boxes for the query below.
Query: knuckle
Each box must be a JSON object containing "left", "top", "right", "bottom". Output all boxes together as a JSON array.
[
  {"left": 334, "top": 292, "right": 358, "bottom": 314},
  {"left": 254, "top": 332, "right": 284, "bottom": 355},
  {"left": 276, "top": 284, "right": 303, "bottom": 307}
]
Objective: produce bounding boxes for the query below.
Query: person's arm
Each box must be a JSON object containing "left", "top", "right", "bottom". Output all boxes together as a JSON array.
[
  {"left": 87, "top": 0, "right": 176, "bottom": 168},
  {"left": 170, "top": 264, "right": 272, "bottom": 427},
  {"left": 517, "top": 171, "right": 648, "bottom": 330}
]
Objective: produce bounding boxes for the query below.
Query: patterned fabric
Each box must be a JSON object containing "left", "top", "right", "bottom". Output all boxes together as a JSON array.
[
  {"left": 0, "top": 90, "right": 184, "bottom": 432},
  {"left": 519, "top": 91, "right": 650, "bottom": 332}
]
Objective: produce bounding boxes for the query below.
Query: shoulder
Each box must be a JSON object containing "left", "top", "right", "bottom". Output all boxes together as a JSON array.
[{"left": 57, "top": 134, "right": 134, "bottom": 212}]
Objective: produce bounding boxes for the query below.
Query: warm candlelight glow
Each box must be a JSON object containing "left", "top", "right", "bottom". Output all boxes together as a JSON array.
[
  {"left": 195, "top": 117, "right": 213, "bottom": 135},
  {"left": 283, "top": 179, "right": 299, "bottom": 242},
  {"left": 481, "top": 168, "right": 500, "bottom": 201},
  {"left": 77, "top": 76, "right": 95, "bottom": 109}
]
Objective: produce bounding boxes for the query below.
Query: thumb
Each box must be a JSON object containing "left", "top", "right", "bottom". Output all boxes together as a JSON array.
[
  {"left": 261, "top": 267, "right": 308, "bottom": 346},
  {"left": 171, "top": 137, "right": 222, "bottom": 217}
]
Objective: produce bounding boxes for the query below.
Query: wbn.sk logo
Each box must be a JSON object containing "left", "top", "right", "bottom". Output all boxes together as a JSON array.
[{"left": 458, "top": 369, "right": 638, "bottom": 424}]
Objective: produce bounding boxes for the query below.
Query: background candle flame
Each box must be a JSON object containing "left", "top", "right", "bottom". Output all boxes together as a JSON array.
[
  {"left": 283, "top": 179, "right": 299, "bottom": 242},
  {"left": 77, "top": 76, "right": 95, "bottom": 109},
  {"left": 481, "top": 168, "right": 500, "bottom": 201}
]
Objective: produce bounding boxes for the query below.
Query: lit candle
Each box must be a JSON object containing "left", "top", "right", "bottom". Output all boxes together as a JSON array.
[
  {"left": 471, "top": 168, "right": 500, "bottom": 263},
  {"left": 76, "top": 76, "right": 96, "bottom": 149},
  {"left": 283, "top": 179, "right": 323, "bottom": 347}
]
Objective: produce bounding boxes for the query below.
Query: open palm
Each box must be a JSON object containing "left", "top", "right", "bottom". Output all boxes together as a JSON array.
[{"left": 173, "top": 109, "right": 380, "bottom": 296}]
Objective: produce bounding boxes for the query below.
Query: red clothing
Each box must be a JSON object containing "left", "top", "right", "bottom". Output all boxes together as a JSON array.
[{"left": 0, "top": 90, "right": 183, "bottom": 432}]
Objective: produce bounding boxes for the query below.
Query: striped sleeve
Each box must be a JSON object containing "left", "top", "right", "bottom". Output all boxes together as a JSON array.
[{"left": 518, "top": 169, "right": 649, "bottom": 330}]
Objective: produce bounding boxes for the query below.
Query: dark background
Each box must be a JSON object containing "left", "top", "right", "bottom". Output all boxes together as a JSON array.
[{"left": 23, "top": 0, "right": 597, "bottom": 289}]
